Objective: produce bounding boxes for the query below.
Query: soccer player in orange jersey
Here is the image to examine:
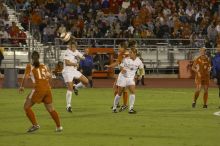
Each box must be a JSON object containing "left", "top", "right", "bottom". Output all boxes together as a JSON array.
[
  {"left": 191, "top": 47, "right": 211, "bottom": 108},
  {"left": 105, "top": 42, "right": 129, "bottom": 112},
  {"left": 19, "top": 51, "right": 63, "bottom": 132}
]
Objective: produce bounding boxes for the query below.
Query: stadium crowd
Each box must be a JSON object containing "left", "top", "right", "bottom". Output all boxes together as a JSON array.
[
  {"left": 0, "top": 1, "right": 27, "bottom": 46},
  {"left": 0, "top": 0, "right": 219, "bottom": 48}
]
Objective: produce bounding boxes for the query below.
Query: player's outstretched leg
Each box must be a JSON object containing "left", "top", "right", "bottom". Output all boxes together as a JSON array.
[
  {"left": 73, "top": 84, "right": 78, "bottom": 96},
  {"left": 75, "top": 75, "right": 89, "bottom": 96}
]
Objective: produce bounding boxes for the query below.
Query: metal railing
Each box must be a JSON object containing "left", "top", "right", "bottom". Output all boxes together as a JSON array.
[
  {"left": 0, "top": 38, "right": 217, "bottom": 74},
  {"left": 55, "top": 37, "right": 207, "bottom": 49}
]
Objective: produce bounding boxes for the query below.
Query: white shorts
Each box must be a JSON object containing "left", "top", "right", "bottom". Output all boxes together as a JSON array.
[
  {"left": 116, "top": 74, "right": 135, "bottom": 87},
  {"left": 62, "top": 70, "right": 82, "bottom": 83}
]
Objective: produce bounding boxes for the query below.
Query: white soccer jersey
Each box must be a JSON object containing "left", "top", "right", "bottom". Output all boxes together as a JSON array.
[
  {"left": 120, "top": 57, "right": 144, "bottom": 78},
  {"left": 63, "top": 49, "right": 83, "bottom": 72}
]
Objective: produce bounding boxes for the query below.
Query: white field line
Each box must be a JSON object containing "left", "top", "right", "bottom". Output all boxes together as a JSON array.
[{"left": 213, "top": 111, "right": 220, "bottom": 116}]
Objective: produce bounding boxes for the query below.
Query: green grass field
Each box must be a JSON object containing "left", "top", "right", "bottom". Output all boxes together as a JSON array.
[{"left": 0, "top": 88, "right": 220, "bottom": 146}]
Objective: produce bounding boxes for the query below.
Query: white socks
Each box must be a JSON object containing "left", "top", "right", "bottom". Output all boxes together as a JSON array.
[
  {"left": 113, "top": 94, "right": 121, "bottom": 110},
  {"left": 75, "top": 82, "right": 85, "bottom": 90},
  {"left": 66, "top": 90, "right": 72, "bottom": 108},
  {"left": 129, "top": 94, "right": 135, "bottom": 110}
]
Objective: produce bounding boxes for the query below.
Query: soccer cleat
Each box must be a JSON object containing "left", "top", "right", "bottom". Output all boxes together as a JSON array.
[
  {"left": 66, "top": 107, "right": 72, "bottom": 113},
  {"left": 112, "top": 109, "right": 117, "bottom": 113},
  {"left": 27, "top": 125, "right": 40, "bottom": 133},
  {"left": 56, "top": 126, "right": 63, "bottom": 132},
  {"left": 119, "top": 105, "right": 128, "bottom": 112},
  {"left": 128, "top": 109, "right": 137, "bottom": 114},
  {"left": 110, "top": 103, "right": 120, "bottom": 109},
  {"left": 74, "top": 89, "right": 78, "bottom": 96},
  {"left": 203, "top": 105, "right": 208, "bottom": 108},
  {"left": 192, "top": 102, "right": 196, "bottom": 108}
]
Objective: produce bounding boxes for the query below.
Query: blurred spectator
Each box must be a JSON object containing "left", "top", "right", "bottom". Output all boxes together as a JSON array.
[
  {"left": 185, "top": 5, "right": 195, "bottom": 22},
  {"left": 52, "top": 61, "right": 65, "bottom": 86},
  {"left": 20, "top": 11, "right": 30, "bottom": 31},
  {"left": 4, "top": 0, "right": 220, "bottom": 46},
  {"left": 8, "top": 22, "right": 20, "bottom": 45},
  {"left": 122, "top": 0, "right": 130, "bottom": 9},
  {"left": 207, "top": 22, "right": 218, "bottom": 46},
  {"left": 0, "top": 1, "right": 7, "bottom": 16},
  {"left": 57, "top": 23, "right": 66, "bottom": 36},
  {"left": 53, "top": 61, "right": 63, "bottom": 77},
  {"left": 15, "top": 0, "right": 24, "bottom": 10},
  {"left": 30, "top": 10, "right": 42, "bottom": 30},
  {"left": 18, "top": 29, "right": 27, "bottom": 45},
  {"left": 80, "top": 48, "right": 94, "bottom": 88},
  {"left": 0, "top": 26, "right": 10, "bottom": 44},
  {"left": 45, "top": 0, "right": 57, "bottom": 12},
  {"left": 43, "top": 24, "right": 55, "bottom": 43},
  {"left": 2, "top": 14, "right": 10, "bottom": 26},
  {"left": 101, "top": 0, "right": 110, "bottom": 9},
  {"left": 109, "top": 0, "right": 119, "bottom": 14},
  {"left": 22, "top": 0, "right": 31, "bottom": 10},
  {"left": 118, "top": 9, "right": 127, "bottom": 24}
]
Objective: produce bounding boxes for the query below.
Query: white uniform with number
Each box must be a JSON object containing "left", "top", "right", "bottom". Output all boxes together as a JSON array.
[
  {"left": 116, "top": 57, "right": 144, "bottom": 87},
  {"left": 62, "top": 49, "right": 83, "bottom": 82}
]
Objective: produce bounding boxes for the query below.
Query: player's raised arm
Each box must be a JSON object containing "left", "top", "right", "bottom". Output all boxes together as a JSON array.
[
  {"left": 19, "top": 64, "right": 31, "bottom": 93},
  {"left": 191, "top": 58, "right": 198, "bottom": 72},
  {"left": 42, "top": 64, "right": 52, "bottom": 78},
  {"left": 64, "top": 59, "right": 78, "bottom": 67},
  {"left": 138, "top": 59, "right": 145, "bottom": 76},
  {"left": 138, "top": 67, "right": 144, "bottom": 77},
  {"left": 44, "top": 65, "right": 54, "bottom": 88},
  {"left": 105, "top": 60, "right": 119, "bottom": 68},
  {"left": 208, "top": 58, "right": 211, "bottom": 72},
  {"left": 78, "top": 51, "right": 85, "bottom": 60},
  {"left": 119, "top": 60, "right": 127, "bottom": 74}
]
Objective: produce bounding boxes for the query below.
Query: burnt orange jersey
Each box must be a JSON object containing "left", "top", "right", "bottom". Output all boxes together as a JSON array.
[
  {"left": 117, "top": 52, "right": 124, "bottom": 64},
  {"left": 118, "top": 52, "right": 130, "bottom": 63},
  {"left": 24, "top": 63, "right": 51, "bottom": 90},
  {"left": 192, "top": 55, "right": 211, "bottom": 78}
]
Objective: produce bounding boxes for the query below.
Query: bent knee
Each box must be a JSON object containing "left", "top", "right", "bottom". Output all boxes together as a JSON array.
[
  {"left": 47, "top": 108, "right": 54, "bottom": 113},
  {"left": 23, "top": 105, "right": 31, "bottom": 112},
  {"left": 83, "top": 79, "right": 89, "bottom": 86},
  {"left": 45, "top": 104, "right": 54, "bottom": 112},
  {"left": 130, "top": 91, "right": 135, "bottom": 94},
  {"left": 204, "top": 90, "right": 208, "bottom": 93},
  {"left": 23, "top": 100, "right": 33, "bottom": 111}
]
